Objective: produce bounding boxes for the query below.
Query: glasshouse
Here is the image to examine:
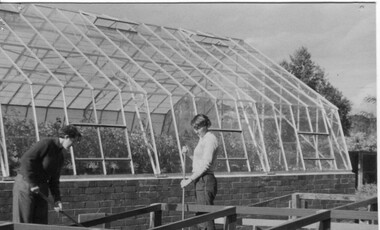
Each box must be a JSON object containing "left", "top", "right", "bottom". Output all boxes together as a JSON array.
[{"left": 0, "top": 4, "right": 351, "bottom": 177}]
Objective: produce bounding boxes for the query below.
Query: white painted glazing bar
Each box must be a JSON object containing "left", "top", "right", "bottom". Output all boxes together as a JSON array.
[
  {"left": 176, "top": 29, "right": 275, "bottom": 105},
  {"left": 29, "top": 85, "right": 40, "bottom": 141},
  {"left": 0, "top": 103, "right": 9, "bottom": 177},
  {"left": 232, "top": 40, "right": 336, "bottom": 109},
  {"left": 90, "top": 90, "right": 107, "bottom": 175},
  {"left": 215, "top": 45, "right": 308, "bottom": 107},
  {"left": 138, "top": 24, "right": 218, "bottom": 101},
  {"left": 77, "top": 11, "right": 171, "bottom": 96},
  {"left": 272, "top": 107, "right": 289, "bottom": 171},
  {"left": 0, "top": 17, "right": 64, "bottom": 88},
  {"left": 24, "top": 7, "right": 95, "bottom": 90},
  {"left": 61, "top": 88, "right": 78, "bottom": 175},
  {"left": 156, "top": 26, "right": 241, "bottom": 101}
]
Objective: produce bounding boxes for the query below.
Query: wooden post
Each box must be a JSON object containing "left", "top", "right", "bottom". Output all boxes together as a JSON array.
[
  {"left": 223, "top": 213, "right": 237, "bottom": 230},
  {"left": 368, "top": 203, "right": 377, "bottom": 225},
  {"left": 314, "top": 210, "right": 331, "bottom": 230},
  {"left": 358, "top": 152, "right": 364, "bottom": 189},
  {"left": 290, "top": 194, "right": 300, "bottom": 219},
  {"left": 149, "top": 209, "right": 162, "bottom": 228},
  {"left": 301, "top": 200, "right": 308, "bottom": 209}
]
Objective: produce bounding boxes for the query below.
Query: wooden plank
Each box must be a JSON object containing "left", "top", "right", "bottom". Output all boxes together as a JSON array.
[
  {"left": 298, "top": 193, "right": 357, "bottom": 201},
  {"left": 236, "top": 206, "right": 319, "bottom": 217},
  {"left": 78, "top": 213, "right": 110, "bottom": 228},
  {"left": 242, "top": 218, "right": 316, "bottom": 229},
  {"left": 333, "top": 197, "right": 378, "bottom": 210},
  {"left": 331, "top": 210, "right": 378, "bottom": 220},
  {"left": 12, "top": 223, "right": 91, "bottom": 230},
  {"left": 164, "top": 203, "right": 378, "bottom": 221},
  {"left": 249, "top": 194, "right": 293, "bottom": 207},
  {"left": 150, "top": 203, "right": 163, "bottom": 228},
  {"left": 165, "top": 204, "right": 321, "bottom": 217},
  {"left": 215, "top": 217, "right": 242, "bottom": 225},
  {"left": 242, "top": 218, "right": 378, "bottom": 230},
  {"left": 149, "top": 206, "right": 236, "bottom": 230},
  {"left": 266, "top": 210, "right": 331, "bottom": 230},
  {"left": 330, "top": 222, "right": 378, "bottom": 230},
  {"left": 71, "top": 203, "right": 162, "bottom": 227},
  {"left": 0, "top": 222, "right": 13, "bottom": 230}
]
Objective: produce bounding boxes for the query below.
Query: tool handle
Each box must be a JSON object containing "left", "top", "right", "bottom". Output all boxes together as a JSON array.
[
  {"left": 182, "top": 148, "right": 187, "bottom": 220},
  {"left": 38, "top": 192, "right": 84, "bottom": 227}
]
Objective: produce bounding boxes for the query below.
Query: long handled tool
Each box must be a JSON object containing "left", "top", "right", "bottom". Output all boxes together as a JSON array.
[
  {"left": 182, "top": 146, "right": 187, "bottom": 221},
  {"left": 38, "top": 192, "right": 85, "bottom": 227}
]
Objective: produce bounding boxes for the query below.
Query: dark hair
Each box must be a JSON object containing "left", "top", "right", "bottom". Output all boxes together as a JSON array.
[
  {"left": 58, "top": 125, "right": 82, "bottom": 140},
  {"left": 191, "top": 114, "right": 211, "bottom": 129}
]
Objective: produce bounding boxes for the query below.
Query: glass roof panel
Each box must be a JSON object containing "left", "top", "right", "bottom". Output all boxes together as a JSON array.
[{"left": 159, "top": 27, "right": 255, "bottom": 102}]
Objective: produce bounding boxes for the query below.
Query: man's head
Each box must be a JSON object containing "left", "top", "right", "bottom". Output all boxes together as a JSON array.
[
  {"left": 58, "top": 125, "right": 82, "bottom": 150},
  {"left": 191, "top": 114, "right": 212, "bottom": 130},
  {"left": 191, "top": 114, "right": 211, "bottom": 137}
]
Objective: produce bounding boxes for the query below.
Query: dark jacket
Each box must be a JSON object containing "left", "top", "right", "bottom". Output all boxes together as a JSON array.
[{"left": 19, "top": 138, "right": 64, "bottom": 202}]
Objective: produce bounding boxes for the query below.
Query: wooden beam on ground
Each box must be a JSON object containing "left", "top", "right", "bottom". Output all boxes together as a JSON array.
[
  {"left": 3, "top": 223, "right": 92, "bottom": 230},
  {"left": 149, "top": 206, "right": 236, "bottom": 230},
  {"left": 298, "top": 193, "right": 357, "bottom": 201},
  {"left": 164, "top": 203, "right": 321, "bottom": 217},
  {"left": 266, "top": 210, "right": 331, "bottom": 230},
  {"left": 241, "top": 218, "right": 378, "bottom": 230},
  {"left": 71, "top": 203, "right": 162, "bottom": 227},
  {"left": 249, "top": 193, "right": 293, "bottom": 207},
  {"left": 333, "top": 197, "right": 377, "bottom": 210},
  {"left": 331, "top": 210, "right": 378, "bottom": 221}
]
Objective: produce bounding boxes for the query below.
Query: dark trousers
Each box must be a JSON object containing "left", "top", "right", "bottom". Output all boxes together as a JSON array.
[
  {"left": 194, "top": 173, "right": 217, "bottom": 230},
  {"left": 12, "top": 174, "right": 49, "bottom": 224}
]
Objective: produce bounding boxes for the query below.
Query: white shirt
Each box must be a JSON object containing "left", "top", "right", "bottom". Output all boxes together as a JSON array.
[{"left": 190, "top": 131, "right": 218, "bottom": 181}]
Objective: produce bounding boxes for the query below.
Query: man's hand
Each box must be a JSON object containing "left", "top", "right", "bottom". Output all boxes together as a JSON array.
[
  {"left": 180, "top": 178, "right": 192, "bottom": 188},
  {"left": 54, "top": 201, "right": 63, "bottom": 212},
  {"left": 181, "top": 145, "right": 192, "bottom": 160},
  {"left": 30, "top": 186, "right": 40, "bottom": 194},
  {"left": 181, "top": 146, "right": 188, "bottom": 155}
]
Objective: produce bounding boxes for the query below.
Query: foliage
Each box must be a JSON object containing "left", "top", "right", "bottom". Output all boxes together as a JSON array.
[
  {"left": 347, "top": 96, "right": 376, "bottom": 152},
  {"left": 355, "top": 183, "right": 377, "bottom": 200},
  {"left": 3, "top": 114, "right": 183, "bottom": 176},
  {"left": 279, "top": 46, "right": 352, "bottom": 135},
  {"left": 346, "top": 132, "right": 376, "bottom": 152}
]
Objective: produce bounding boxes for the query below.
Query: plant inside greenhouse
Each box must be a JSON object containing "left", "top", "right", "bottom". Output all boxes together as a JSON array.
[{"left": 0, "top": 3, "right": 351, "bottom": 177}]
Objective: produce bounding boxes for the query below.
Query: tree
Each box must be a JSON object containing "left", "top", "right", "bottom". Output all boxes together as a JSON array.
[{"left": 279, "top": 46, "right": 352, "bottom": 135}]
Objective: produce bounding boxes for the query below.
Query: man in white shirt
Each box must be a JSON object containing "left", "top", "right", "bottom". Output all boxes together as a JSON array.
[{"left": 181, "top": 114, "right": 219, "bottom": 230}]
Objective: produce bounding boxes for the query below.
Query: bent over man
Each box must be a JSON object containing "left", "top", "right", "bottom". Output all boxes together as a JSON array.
[{"left": 13, "top": 124, "right": 81, "bottom": 224}]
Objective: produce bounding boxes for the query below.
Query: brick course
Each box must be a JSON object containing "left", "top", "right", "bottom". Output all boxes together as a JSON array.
[{"left": 0, "top": 172, "right": 355, "bottom": 229}]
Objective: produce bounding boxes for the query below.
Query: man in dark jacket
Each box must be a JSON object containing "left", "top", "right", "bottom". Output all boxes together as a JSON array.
[{"left": 12, "top": 124, "right": 81, "bottom": 224}]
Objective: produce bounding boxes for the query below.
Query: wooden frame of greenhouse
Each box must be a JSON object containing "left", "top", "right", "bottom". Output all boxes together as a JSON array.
[{"left": 0, "top": 4, "right": 351, "bottom": 177}]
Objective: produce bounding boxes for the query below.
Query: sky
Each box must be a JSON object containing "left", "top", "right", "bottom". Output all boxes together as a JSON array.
[{"left": 48, "top": 2, "right": 377, "bottom": 115}]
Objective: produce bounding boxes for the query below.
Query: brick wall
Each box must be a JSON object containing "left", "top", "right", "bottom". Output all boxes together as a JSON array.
[{"left": 0, "top": 172, "right": 355, "bottom": 229}]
